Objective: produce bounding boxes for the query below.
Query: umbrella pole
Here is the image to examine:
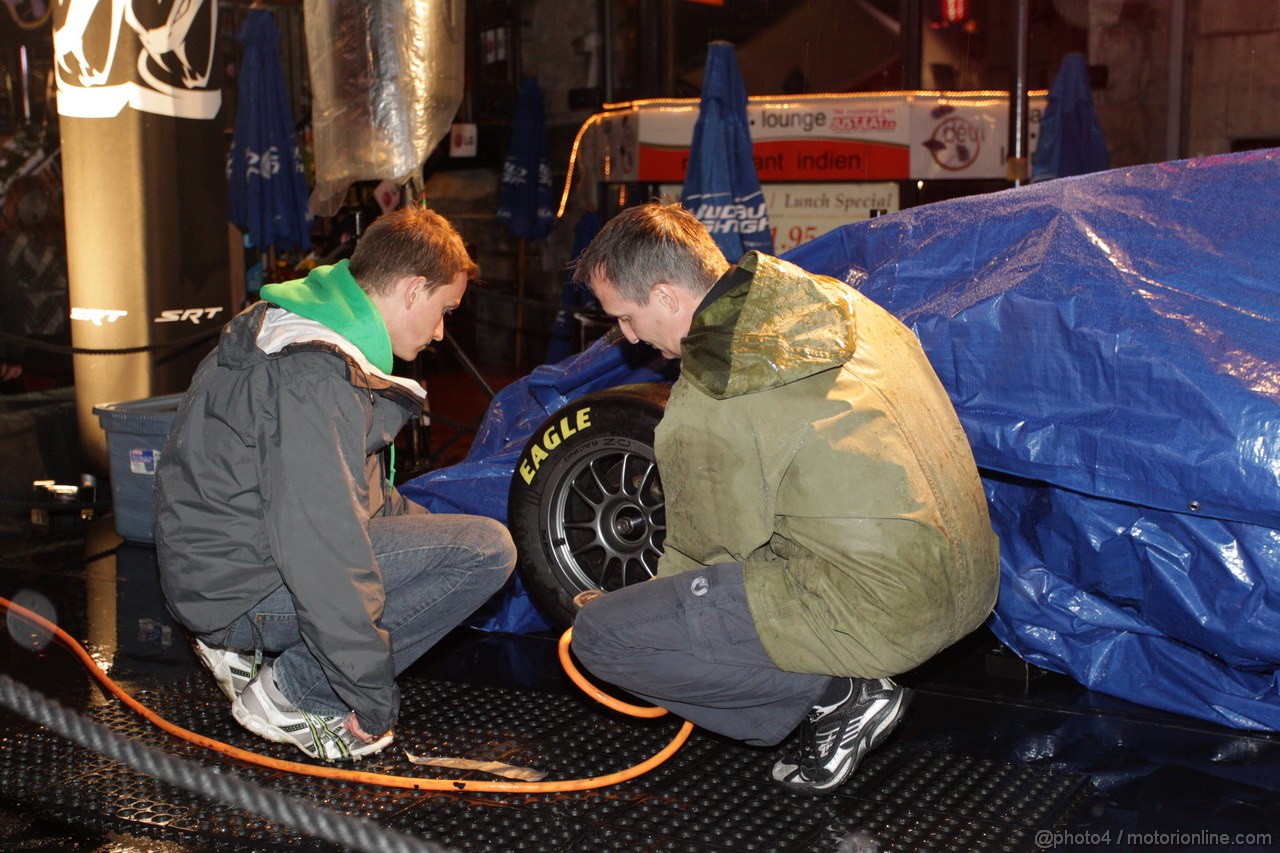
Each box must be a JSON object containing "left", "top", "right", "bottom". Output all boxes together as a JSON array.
[{"left": 515, "top": 236, "right": 527, "bottom": 371}]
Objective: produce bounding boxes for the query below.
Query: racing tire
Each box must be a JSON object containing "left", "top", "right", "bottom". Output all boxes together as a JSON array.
[{"left": 508, "top": 383, "right": 671, "bottom": 628}]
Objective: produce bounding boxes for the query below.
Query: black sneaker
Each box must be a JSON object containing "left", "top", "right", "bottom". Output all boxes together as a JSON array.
[{"left": 771, "top": 677, "right": 909, "bottom": 795}]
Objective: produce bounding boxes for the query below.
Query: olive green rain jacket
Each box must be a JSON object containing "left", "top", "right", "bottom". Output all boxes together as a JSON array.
[{"left": 654, "top": 252, "right": 1000, "bottom": 678}]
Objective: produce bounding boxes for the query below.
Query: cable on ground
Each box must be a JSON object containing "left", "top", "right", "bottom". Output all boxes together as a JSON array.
[
  {"left": 0, "top": 594, "right": 692, "bottom": 794},
  {"left": 0, "top": 675, "right": 449, "bottom": 853}
]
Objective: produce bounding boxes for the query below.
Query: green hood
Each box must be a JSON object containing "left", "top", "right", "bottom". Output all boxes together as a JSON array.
[
  {"left": 681, "top": 252, "right": 859, "bottom": 400},
  {"left": 260, "top": 260, "right": 393, "bottom": 373}
]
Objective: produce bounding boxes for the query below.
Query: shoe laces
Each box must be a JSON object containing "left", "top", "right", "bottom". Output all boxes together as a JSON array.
[
  {"left": 298, "top": 709, "right": 355, "bottom": 759},
  {"left": 799, "top": 685, "right": 862, "bottom": 770},
  {"left": 794, "top": 712, "right": 823, "bottom": 769}
]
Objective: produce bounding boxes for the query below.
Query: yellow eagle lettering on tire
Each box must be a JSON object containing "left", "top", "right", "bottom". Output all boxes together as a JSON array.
[{"left": 518, "top": 407, "right": 592, "bottom": 484}]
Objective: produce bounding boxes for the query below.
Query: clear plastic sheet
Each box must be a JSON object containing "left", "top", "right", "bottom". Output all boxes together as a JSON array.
[{"left": 303, "top": 0, "right": 465, "bottom": 215}]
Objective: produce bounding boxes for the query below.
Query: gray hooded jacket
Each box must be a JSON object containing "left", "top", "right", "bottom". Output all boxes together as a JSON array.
[{"left": 154, "top": 296, "right": 426, "bottom": 733}]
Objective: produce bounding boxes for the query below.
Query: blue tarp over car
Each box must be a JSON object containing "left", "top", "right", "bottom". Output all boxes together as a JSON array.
[{"left": 404, "top": 148, "right": 1280, "bottom": 730}]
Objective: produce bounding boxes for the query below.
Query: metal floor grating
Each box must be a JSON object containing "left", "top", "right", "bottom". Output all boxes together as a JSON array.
[{"left": 0, "top": 673, "right": 1089, "bottom": 852}]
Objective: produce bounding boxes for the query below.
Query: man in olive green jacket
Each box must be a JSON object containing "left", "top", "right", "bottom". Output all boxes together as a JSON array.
[{"left": 571, "top": 203, "right": 999, "bottom": 795}]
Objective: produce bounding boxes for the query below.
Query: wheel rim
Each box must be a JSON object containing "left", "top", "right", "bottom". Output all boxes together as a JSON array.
[{"left": 540, "top": 438, "right": 666, "bottom": 595}]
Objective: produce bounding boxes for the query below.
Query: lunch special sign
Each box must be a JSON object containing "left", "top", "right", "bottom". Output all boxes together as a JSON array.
[{"left": 587, "top": 91, "right": 1047, "bottom": 184}]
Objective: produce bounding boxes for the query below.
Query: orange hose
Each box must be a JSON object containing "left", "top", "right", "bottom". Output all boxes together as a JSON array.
[
  {"left": 555, "top": 628, "right": 668, "bottom": 718},
  {"left": 1, "top": 595, "right": 692, "bottom": 792}
]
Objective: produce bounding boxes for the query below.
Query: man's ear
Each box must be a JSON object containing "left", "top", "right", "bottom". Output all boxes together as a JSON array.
[
  {"left": 399, "top": 274, "right": 426, "bottom": 308},
  {"left": 652, "top": 282, "right": 679, "bottom": 313}
]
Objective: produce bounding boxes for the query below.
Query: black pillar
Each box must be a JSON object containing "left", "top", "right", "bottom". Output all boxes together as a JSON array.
[{"left": 53, "top": 0, "right": 230, "bottom": 471}]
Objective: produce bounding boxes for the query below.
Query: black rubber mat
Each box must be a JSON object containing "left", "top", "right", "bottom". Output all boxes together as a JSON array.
[{"left": 0, "top": 673, "right": 1089, "bottom": 852}]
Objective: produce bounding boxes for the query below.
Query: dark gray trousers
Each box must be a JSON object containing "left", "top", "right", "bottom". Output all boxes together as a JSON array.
[{"left": 571, "top": 562, "right": 832, "bottom": 746}]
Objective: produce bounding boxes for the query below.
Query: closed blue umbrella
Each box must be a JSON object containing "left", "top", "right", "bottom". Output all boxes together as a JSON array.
[
  {"left": 544, "top": 211, "right": 601, "bottom": 365},
  {"left": 227, "top": 9, "right": 311, "bottom": 252},
  {"left": 497, "top": 77, "right": 556, "bottom": 368},
  {"left": 497, "top": 77, "right": 556, "bottom": 241},
  {"left": 1031, "top": 53, "right": 1109, "bottom": 182},
  {"left": 681, "top": 41, "right": 772, "bottom": 262}
]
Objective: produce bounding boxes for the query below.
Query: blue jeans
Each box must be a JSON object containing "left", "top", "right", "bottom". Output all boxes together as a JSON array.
[
  {"left": 205, "top": 512, "right": 514, "bottom": 718},
  {"left": 572, "top": 562, "right": 831, "bottom": 746}
]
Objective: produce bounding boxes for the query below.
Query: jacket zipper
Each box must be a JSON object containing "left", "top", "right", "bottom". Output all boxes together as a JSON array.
[{"left": 370, "top": 389, "right": 393, "bottom": 517}]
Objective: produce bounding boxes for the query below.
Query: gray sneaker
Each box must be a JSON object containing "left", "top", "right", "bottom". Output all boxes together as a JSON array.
[
  {"left": 772, "top": 677, "right": 909, "bottom": 795},
  {"left": 231, "top": 663, "right": 393, "bottom": 761},
  {"left": 192, "top": 638, "right": 257, "bottom": 701}
]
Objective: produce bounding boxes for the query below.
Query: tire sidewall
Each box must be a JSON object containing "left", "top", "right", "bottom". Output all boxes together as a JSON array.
[{"left": 508, "top": 385, "right": 668, "bottom": 626}]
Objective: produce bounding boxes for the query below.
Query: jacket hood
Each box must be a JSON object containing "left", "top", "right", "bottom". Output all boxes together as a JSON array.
[
  {"left": 214, "top": 303, "right": 425, "bottom": 403},
  {"left": 681, "top": 251, "right": 859, "bottom": 400},
  {"left": 259, "top": 260, "right": 394, "bottom": 374}
]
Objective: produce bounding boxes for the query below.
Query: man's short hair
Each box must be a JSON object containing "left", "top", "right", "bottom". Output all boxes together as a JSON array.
[
  {"left": 572, "top": 202, "right": 730, "bottom": 304},
  {"left": 349, "top": 206, "right": 479, "bottom": 296}
]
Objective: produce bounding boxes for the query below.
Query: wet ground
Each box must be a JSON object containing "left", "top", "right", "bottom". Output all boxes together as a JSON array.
[
  {"left": 1, "top": 515, "right": 1277, "bottom": 853},
  {"left": 2, "top": 363, "right": 1278, "bottom": 852}
]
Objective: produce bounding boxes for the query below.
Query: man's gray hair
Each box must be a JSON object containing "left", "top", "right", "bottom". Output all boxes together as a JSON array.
[{"left": 572, "top": 202, "right": 730, "bottom": 304}]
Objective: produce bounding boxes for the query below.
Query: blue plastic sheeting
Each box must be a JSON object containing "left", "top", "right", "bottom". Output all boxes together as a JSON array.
[
  {"left": 406, "top": 148, "right": 1280, "bottom": 729},
  {"left": 402, "top": 339, "right": 674, "bottom": 523},
  {"left": 786, "top": 148, "right": 1280, "bottom": 730}
]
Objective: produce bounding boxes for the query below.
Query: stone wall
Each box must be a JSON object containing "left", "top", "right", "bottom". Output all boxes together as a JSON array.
[
  {"left": 1184, "top": 0, "right": 1280, "bottom": 157},
  {"left": 1089, "top": 0, "right": 1280, "bottom": 166},
  {"left": 429, "top": 0, "right": 601, "bottom": 369},
  {"left": 1089, "top": 0, "right": 1176, "bottom": 166}
]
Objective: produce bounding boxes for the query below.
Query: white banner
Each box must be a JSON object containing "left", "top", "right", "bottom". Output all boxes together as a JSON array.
[
  {"left": 588, "top": 91, "right": 1045, "bottom": 183},
  {"left": 661, "top": 182, "right": 900, "bottom": 254}
]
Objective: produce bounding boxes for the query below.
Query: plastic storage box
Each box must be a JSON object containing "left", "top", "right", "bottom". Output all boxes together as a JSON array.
[{"left": 93, "top": 394, "right": 184, "bottom": 543}]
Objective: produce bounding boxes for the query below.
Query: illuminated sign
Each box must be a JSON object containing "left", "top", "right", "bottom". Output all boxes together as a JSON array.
[
  {"left": 154, "top": 307, "right": 225, "bottom": 324},
  {"left": 583, "top": 91, "right": 1046, "bottom": 184}
]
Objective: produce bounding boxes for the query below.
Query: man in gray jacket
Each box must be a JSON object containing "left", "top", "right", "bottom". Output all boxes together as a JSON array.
[{"left": 155, "top": 206, "right": 515, "bottom": 761}]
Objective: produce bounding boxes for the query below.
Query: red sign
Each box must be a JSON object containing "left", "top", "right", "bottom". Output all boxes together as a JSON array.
[{"left": 638, "top": 139, "right": 910, "bottom": 182}]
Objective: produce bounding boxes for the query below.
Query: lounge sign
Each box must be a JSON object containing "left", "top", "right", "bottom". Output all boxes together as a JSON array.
[{"left": 586, "top": 91, "right": 1046, "bottom": 183}]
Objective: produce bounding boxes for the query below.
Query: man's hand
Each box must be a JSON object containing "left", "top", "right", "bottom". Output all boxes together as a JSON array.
[{"left": 344, "top": 711, "right": 385, "bottom": 745}]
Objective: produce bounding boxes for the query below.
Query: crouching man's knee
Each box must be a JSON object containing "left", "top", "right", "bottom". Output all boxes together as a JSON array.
[
  {"left": 475, "top": 517, "right": 517, "bottom": 585},
  {"left": 570, "top": 599, "right": 619, "bottom": 677}
]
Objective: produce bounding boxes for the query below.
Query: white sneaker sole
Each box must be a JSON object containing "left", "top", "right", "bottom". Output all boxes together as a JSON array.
[
  {"left": 232, "top": 701, "right": 392, "bottom": 761},
  {"left": 192, "top": 641, "right": 253, "bottom": 701}
]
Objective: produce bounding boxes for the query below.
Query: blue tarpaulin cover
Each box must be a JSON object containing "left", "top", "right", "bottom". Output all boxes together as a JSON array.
[
  {"left": 406, "top": 149, "right": 1280, "bottom": 729},
  {"left": 681, "top": 42, "right": 773, "bottom": 261},
  {"left": 404, "top": 341, "right": 674, "bottom": 523},
  {"left": 227, "top": 9, "right": 311, "bottom": 252},
  {"left": 786, "top": 148, "right": 1280, "bottom": 731}
]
